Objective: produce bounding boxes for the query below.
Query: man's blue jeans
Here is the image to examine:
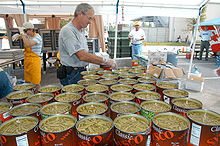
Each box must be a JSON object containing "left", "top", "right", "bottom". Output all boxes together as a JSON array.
[
  {"left": 60, "top": 68, "right": 86, "bottom": 86},
  {"left": 132, "top": 44, "right": 142, "bottom": 60},
  {"left": 0, "top": 71, "right": 13, "bottom": 98}
]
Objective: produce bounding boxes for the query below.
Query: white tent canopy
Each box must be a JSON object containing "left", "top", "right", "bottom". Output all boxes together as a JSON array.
[{"left": 0, "top": 0, "right": 218, "bottom": 19}]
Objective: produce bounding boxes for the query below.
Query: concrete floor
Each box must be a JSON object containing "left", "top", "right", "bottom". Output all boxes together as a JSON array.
[{"left": 10, "top": 51, "right": 220, "bottom": 114}]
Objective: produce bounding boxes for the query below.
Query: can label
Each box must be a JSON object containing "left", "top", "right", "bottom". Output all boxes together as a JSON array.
[
  {"left": 163, "top": 95, "right": 170, "bottom": 104},
  {"left": 3, "top": 112, "right": 10, "bottom": 119},
  {"left": 190, "top": 123, "right": 201, "bottom": 146},
  {"left": 16, "top": 134, "right": 29, "bottom": 146},
  {"left": 140, "top": 109, "right": 156, "bottom": 121}
]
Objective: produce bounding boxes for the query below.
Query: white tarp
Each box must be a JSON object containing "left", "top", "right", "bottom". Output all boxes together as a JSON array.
[{"left": 0, "top": 0, "right": 218, "bottom": 19}]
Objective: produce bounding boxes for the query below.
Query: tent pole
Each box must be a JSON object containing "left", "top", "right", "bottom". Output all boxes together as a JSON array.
[
  {"left": 20, "top": 0, "right": 27, "bottom": 23},
  {"left": 113, "top": 0, "right": 119, "bottom": 59},
  {"left": 188, "top": 0, "right": 209, "bottom": 78}
]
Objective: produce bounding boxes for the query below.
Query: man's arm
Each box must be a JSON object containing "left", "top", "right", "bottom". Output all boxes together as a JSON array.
[{"left": 75, "top": 50, "right": 103, "bottom": 64}]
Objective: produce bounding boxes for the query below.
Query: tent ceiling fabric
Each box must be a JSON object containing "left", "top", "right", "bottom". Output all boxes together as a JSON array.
[{"left": 0, "top": 0, "right": 212, "bottom": 18}]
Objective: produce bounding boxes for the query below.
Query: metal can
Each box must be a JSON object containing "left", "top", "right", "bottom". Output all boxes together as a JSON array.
[
  {"left": 97, "top": 70, "right": 113, "bottom": 76},
  {"left": 81, "top": 71, "right": 96, "bottom": 79},
  {"left": 98, "top": 79, "right": 118, "bottom": 91},
  {"left": 163, "top": 89, "right": 189, "bottom": 105},
  {"left": 39, "top": 114, "right": 77, "bottom": 146},
  {"left": 186, "top": 109, "right": 220, "bottom": 146},
  {"left": 140, "top": 100, "right": 171, "bottom": 121},
  {"left": 38, "top": 85, "right": 62, "bottom": 97},
  {"left": 135, "top": 91, "right": 161, "bottom": 104},
  {"left": 83, "top": 75, "right": 100, "bottom": 80},
  {"left": 101, "top": 74, "right": 119, "bottom": 80},
  {"left": 119, "top": 73, "right": 136, "bottom": 79},
  {"left": 109, "top": 91, "right": 135, "bottom": 106},
  {"left": 54, "top": 92, "right": 82, "bottom": 119},
  {"left": 77, "top": 79, "right": 97, "bottom": 87},
  {"left": 6, "top": 90, "right": 34, "bottom": 106},
  {"left": 137, "top": 77, "right": 156, "bottom": 85},
  {"left": 89, "top": 67, "right": 104, "bottom": 72},
  {"left": 129, "top": 68, "right": 144, "bottom": 75},
  {"left": 151, "top": 112, "right": 190, "bottom": 146},
  {"left": 110, "top": 101, "right": 141, "bottom": 121},
  {"left": 40, "top": 102, "right": 72, "bottom": 119},
  {"left": 156, "top": 81, "right": 178, "bottom": 101},
  {"left": 83, "top": 92, "right": 109, "bottom": 105},
  {"left": 0, "top": 116, "right": 41, "bottom": 146},
  {"left": 132, "top": 66, "right": 146, "bottom": 70},
  {"left": 118, "top": 78, "right": 138, "bottom": 86},
  {"left": 13, "top": 82, "right": 36, "bottom": 92},
  {"left": 133, "top": 83, "right": 156, "bottom": 93},
  {"left": 62, "top": 84, "right": 85, "bottom": 98},
  {"left": 77, "top": 102, "right": 108, "bottom": 120},
  {"left": 114, "top": 114, "right": 151, "bottom": 146},
  {"left": 136, "top": 73, "right": 153, "bottom": 78},
  {"left": 76, "top": 115, "right": 114, "bottom": 146},
  {"left": 85, "top": 84, "right": 109, "bottom": 94},
  {"left": 113, "top": 69, "right": 129, "bottom": 75},
  {"left": 118, "top": 67, "right": 130, "bottom": 71},
  {"left": 171, "top": 97, "right": 203, "bottom": 117},
  {"left": 111, "top": 84, "right": 133, "bottom": 93},
  {"left": 26, "top": 93, "right": 54, "bottom": 107},
  {"left": 0, "top": 102, "right": 13, "bottom": 123},
  {"left": 9, "top": 103, "right": 41, "bottom": 121}
]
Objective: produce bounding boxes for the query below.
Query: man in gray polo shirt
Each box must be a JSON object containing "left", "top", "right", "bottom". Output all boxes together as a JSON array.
[{"left": 58, "top": 3, "right": 117, "bottom": 85}]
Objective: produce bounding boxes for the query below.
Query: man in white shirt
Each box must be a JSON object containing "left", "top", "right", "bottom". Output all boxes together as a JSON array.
[
  {"left": 128, "top": 21, "right": 145, "bottom": 61},
  {"left": 199, "top": 26, "right": 214, "bottom": 60}
]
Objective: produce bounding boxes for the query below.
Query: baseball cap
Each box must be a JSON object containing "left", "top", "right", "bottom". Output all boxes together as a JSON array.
[
  {"left": 134, "top": 21, "right": 140, "bottom": 26},
  {"left": 23, "top": 22, "right": 34, "bottom": 29}
]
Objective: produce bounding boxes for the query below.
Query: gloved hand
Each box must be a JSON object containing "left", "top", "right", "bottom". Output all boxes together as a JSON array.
[
  {"left": 103, "top": 58, "right": 117, "bottom": 69},
  {"left": 12, "top": 33, "right": 20, "bottom": 42},
  {"left": 18, "top": 27, "right": 24, "bottom": 35}
]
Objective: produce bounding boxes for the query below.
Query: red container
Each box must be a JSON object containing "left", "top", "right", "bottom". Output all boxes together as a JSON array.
[
  {"left": 0, "top": 116, "right": 41, "bottom": 146},
  {"left": 163, "top": 89, "right": 189, "bottom": 105},
  {"left": 54, "top": 92, "right": 82, "bottom": 119},
  {"left": 187, "top": 109, "right": 220, "bottom": 146},
  {"left": 114, "top": 114, "right": 151, "bottom": 146},
  {"left": 156, "top": 81, "right": 178, "bottom": 101},
  {"left": 186, "top": 52, "right": 194, "bottom": 60},
  {"left": 9, "top": 103, "right": 41, "bottom": 121},
  {"left": 135, "top": 91, "right": 160, "bottom": 104},
  {"left": 26, "top": 93, "right": 54, "bottom": 107},
  {"left": 110, "top": 101, "right": 140, "bottom": 121},
  {"left": 76, "top": 115, "right": 114, "bottom": 146},
  {"left": 171, "top": 97, "right": 203, "bottom": 117},
  {"left": 38, "top": 85, "right": 62, "bottom": 97},
  {"left": 100, "top": 64, "right": 112, "bottom": 71},
  {"left": 76, "top": 102, "right": 108, "bottom": 120},
  {"left": 151, "top": 112, "right": 190, "bottom": 146},
  {"left": 39, "top": 114, "right": 77, "bottom": 146},
  {"left": 0, "top": 102, "right": 13, "bottom": 123},
  {"left": 13, "top": 83, "right": 36, "bottom": 92},
  {"left": 6, "top": 90, "right": 34, "bottom": 106}
]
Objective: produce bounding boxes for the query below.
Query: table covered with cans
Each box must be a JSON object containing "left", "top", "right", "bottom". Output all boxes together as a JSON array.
[{"left": 0, "top": 65, "right": 219, "bottom": 146}]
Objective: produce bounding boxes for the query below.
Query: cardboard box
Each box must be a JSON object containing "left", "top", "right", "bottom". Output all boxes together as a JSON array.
[{"left": 148, "top": 65, "right": 184, "bottom": 79}]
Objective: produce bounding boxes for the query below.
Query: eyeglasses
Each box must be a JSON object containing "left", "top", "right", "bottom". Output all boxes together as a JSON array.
[{"left": 83, "top": 13, "right": 94, "bottom": 21}]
